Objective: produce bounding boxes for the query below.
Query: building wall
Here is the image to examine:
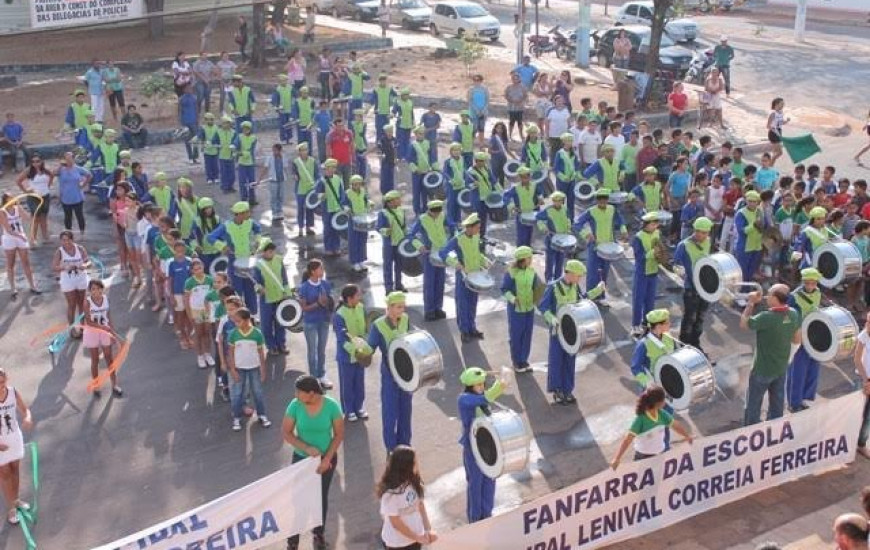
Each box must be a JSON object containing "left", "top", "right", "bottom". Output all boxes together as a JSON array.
[{"left": 767, "top": 0, "right": 868, "bottom": 11}]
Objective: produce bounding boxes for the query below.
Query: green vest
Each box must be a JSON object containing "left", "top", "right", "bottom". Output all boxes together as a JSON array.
[
  {"left": 470, "top": 167, "right": 495, "bottom": 197},
  {"left": 351, "top": 121, "right": 367, "bottom": 152},
  {"left": 396, "top": 99, "right": 414, "bottom": 129},
  {"left": 151, "top": 186, "right": 172, "bottom": 214},
  {"left": 515, "top": 183, "right": 537, "bottom": 213},
  {"left": 323, "top": 174, "right": 343, "bottom": 213},
  {"left": 458, "top": 123, "right": 474, "bottom": 152},
  {"left": 71, "top": 102, "right": 91, "bottom": 129},
  {"left": 296, "top": 99, "right": 314, "bottom": 125},
  {"left": 557, "top": 149, "right": 576, "bottom": 182},
  {"left": 739, "top": 207, "right": 762, "bottom": 252},
  {"left": 458, "top": 233, "right": 483, "bottom": 272},
  {"left": 294, "top": 156, "right": 317, "bottom": 195},
  {"left": 86, "top": 128, "right": 101, "bottom": 148},
  {"left": 178, "top": 197, "right": 198, "bottom": 239},
  {"left": 803, "top": 225, "right": 829, "bottom": 251},
  {"left": 100, "top": 142, "right": 119, "bottom": 173},
  {"left": 525, "top": 141, "right": 544, "bottom": 170},
  {"left": 448, "top": 157, "right": 465, "bottom": 190},
  {"left": 546, "top": 206, "right": 571, "bottom": 234},
  {"left": 257, "top": 255, "right": 287, "bottom": 303},
  {"left": 238, "top": 134, "right": 256, "bottom": 166},
  {"left": 641, "top": 183, "right": 662, "bottom": 211},
  {"left": 226, "top": 220, "right": 254, "bottom": 258},
  {"left": 412, "top": 141, "right": 431, "bottom": 173},
  {"left": 597, "top": 158, "right": 620, "bottom": 191},
  {"left": 643, "top": 333, "right": 676, "bottom": 367},
  {"left": 231, "top": 86, "right": 252, "bottom": 117},
  {"left": 419, "top": 213, "right": 449, "bottom": 251},
  {"left": 200, "top": 217, "right": 223, "bottom": 254},
  {"left": 636, "top": 229, "right": 661, "bottom": 275},
  {"left": 554, "top": 279, "right": 579, "bottom": 308},
  {"left": 217, "top": 129, "right": 235, "bottom": 160},
  {"left": 508, "top": 266, "right": 537, "bottom": 312},
  {"left": 373, "top": 86, "right": 393, "bottom": 115},
  {"left": 791, "top": 287, "right": 821, "bottom": 320},
  {"left": 348, "top": 72, "right": 366, "bottom": 99},
  {"left": 338, "top": 304, "right": 368, "bottom": 357},
  {"left": 374, "top": 314, "right": 410, "bottom": 347},
  {"left": 590, "top": 206, "right": 616, "bottom": 243},
  {"left": 276, "top": 85, "right": 293, "bottom": 114},
  {"left": 384, "top": 207, "right": 406, "bottom": 245},
  {"left": 683, "top": 236, "right": 711, "bottom": 267},
  {"left": 346, "top": 188, "right": 368, "bottom": 215},
  {"left": 202, "top": 124, "right": 219, "bottom": 156}
]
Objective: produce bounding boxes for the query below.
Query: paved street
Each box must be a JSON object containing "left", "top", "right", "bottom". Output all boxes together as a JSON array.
[{"left": 1, "top": 2, "right": 870, "bottom": 550}]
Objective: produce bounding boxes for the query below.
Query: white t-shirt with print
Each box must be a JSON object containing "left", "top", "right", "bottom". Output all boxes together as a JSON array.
[
  {"left": 380, "top": 484, "right": 424, "bottom": 548},
  {"left": 546, "top": 107, "right": 572, "bottom": 138},
  {"left": 859, "top": 331, "right": 870, "bottom": 378}
]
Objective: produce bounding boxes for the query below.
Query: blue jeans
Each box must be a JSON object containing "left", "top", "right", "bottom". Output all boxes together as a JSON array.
[
  {"left": 195, "top": 81, "right": 212, "bottom": 114},
  {"left": 230, "top": 368, "right": 266, "bottom": 419},
  {"left": 269, "top": 179, "right": 286, "bottom": 218},
  {"left": 744, "top": 371, "right": 786, "bottom": 426},
  {"left": 183, "top": 124, "right": 199, "bottom": 161},
  {"left": 859, "top": 394, "right": 870, "bottom": 449},
  {"left": 669, "top": 114, "right": 684, "bottom": 128},
  {"left": 303, "top": 321, "right": 330, "bottom": 379}
]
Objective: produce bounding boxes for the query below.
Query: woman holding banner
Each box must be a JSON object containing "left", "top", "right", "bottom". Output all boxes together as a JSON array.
[
  {"left": 0, "top": 367, "right": 33, "bottom": 526},
  {"left": 610, "top": 386, "right": 693, "bottom": 468}
]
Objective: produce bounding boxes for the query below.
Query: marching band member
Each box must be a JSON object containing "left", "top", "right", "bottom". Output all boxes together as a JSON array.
[
  {"left": 207, "top": 201, "right": 262, "bottom": 314},
  {"left": 504, "top": 165, "right": 543, "bottom": 247},
  {"left": 233, "top": 121, "right": 258, "bottom": 204},
  {"left": 795, "top": 207, "right": 829, "bottom": 269},
  {"left": 253, "top": 239, "right": 292, "bottom": 355},
  {"left": 501, "top": 246, "right": 543, "bottom": 372},
  {"left": 378, "top": 190, "right": 407, "bottom": 293},
  {"left": 198, "top": 113, "right": 220, "bottom": 185},
  {"left": 92, "top": 128, "right": 120, "bottom": 203},
  {"left": 453, "top": 111, "right": 475, "bottom": 168},
  {"left": 344, "top": 175, "right": 372, "bottom": 273},
  {"left": 334, "top": 283, "right": 373, "bottom": 422},
  {"left": 538, "top": 259, "right": 604, "bottom": 404},
  {"left": 519, "top": 124, "right": 548, "bottom": 177},
  {"left": 574, "top": 188, "right": 627, "bottom": 307},
  {"left": 553, "top": 132, "right": 580, "bottom": 216},
  {"left": 350, "top": 109, "right": 369, "bottom": 179},
  {"left": 786, "top": 268, "right": 825, "bottom": 412},
  {"left": 291, "top": 86, "right": 317, "bottom": 151},
  {"left": 64, "top": 90, "right": 92, "bottom": 135},
  {"left": 734, "top": 190, "right": 767, "bottom": 284},
  {"left": 467, "top": 151, "right": 500, "bottom": 239},
  {"left": 227, "top": 75, "right": 256, "bottom": 132},
  {"left": 367, "top": 291, "right": 413, "bottom": 452},
  {"left": 458, "top": 366, "right": 506, "bottom": 522},
  {"left": 673, "top": 217, "right": 714, "bottom": 349},
  {"left": 378, "top": 124, "right": 397, "bottom": 194},
  {"left": 149, "top": 172, "right": 177, "bottom": 220},
  {"left": 272, "top": 74, "right": 295, "bottom": 145},
  {"left": 629, "top": 309, "right": 676, "bottom": 389},
  {"left": 630, "top": 212, "right": 663, "bottom": 337},
  {"left": 193, "top": 197, "right": 222, "bottom": 273},
  {"left": 409, "top": 199, "right": 454, "bottom": 321},
  {"left": 369, "top": 74, "right": 396, "bottom": 142},
  {"left": 632, "top": 166, "right": 666, "bottom": 213},
  {"left": 344, "top": 63, "right": 370, "bottom": 114},
  {"left": 393, "top": 88, "right": 415, "bottom": 161},
  {"left": 175, "top": 178, "right": 199, "bottom": 242},
  {"left": 316, "top": 158, "right": 346, "bottom": 257},
  {"left": 213, "top": 115, "right": 237, "bottom": 194},
  {"left": 536, "top": 190, "right": 572, "bottom": 282},
  {"left": 441, "top": 213, "right": 488, "bottom": 343},
  {"left": 582, "top": 144, "right": 623, "bottom": 193},
  {"left": 443, "top": 142, "right": 467, "bottom": 225},
  {"left": 409, "top": 126, "right": 434, "bottom": 215},
  {"left": 293, "top": 142, "right": 320, "bottom": 237}
]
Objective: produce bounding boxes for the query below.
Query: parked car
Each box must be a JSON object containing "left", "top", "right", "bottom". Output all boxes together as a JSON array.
[
  {"left": 430, "top": 0, "right": 500, "bottom": 42},
  {"left": 299, "top": 0, "right": 337, "bottom": 15},
  {"left": 614, "top": 1, "right": 699, "bottom": 43},
  {"left": 389, "top": 0, "right": 432, "bottom": 29},
  {"left": 332, "top": 0, "right": 379, "bottom": 20},
  {"left": 596, "top": 25, "right": 693, "bottom": 77}
]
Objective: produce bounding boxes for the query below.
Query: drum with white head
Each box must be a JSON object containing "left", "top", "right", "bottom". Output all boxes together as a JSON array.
[
  {"left": 352, "top": 213, "right": 379, "bottom": 232},
  {"left": 653, "top": 346, "right": 716, "bottom": 411},
  {"left": 801, "top": 305, "right": 859, "bottom": 362},
  {"left": 596, "top": 242, "right": 625, "bottom": 261},
  {"left": 397, "top": 239, "right": 423, "bottom": 277},
  {"left": 550, "top": 233, "right": 577, "bottom": 254},
  {"left": 519, "top": 212, "right": 538, "bottom": 226},
  {"left": 233, "top": 256, "right": 257, "bottom": 280},
  {"left": 210, "top": 255, "right": 230, "bottom": 276},
  {"left": 457, "top": 188, "right": 473, "bottom": 211},
  {"left": 486, "top": 192, "right": 508, "bottom": 223},
  {"left": 812, "top": 241, "right": 863, "bottom": 288},
  {"left": 465, "top": 270, "right": 495, "bottom": 293},
  {"left": 275, "top": 298, "right": 303, "bottom": 329},
  {"left": 470, "top": 405, "right": 531, "bottom": 479},
  {"left": 331, "top": 211, "right": 350, "bottom": 234},
  {"left": 692, "top": 252, "right": 760, "bottom": 303},
  {"left": 503, "top": 160, "right": 522, "bottom": 180},
  {"left": 556, "top": 301, "right": 604, "bottom": 355},
  {"left": 387, "top": 330, "right": 444, "bottom": 392},
  {"left": 574, "top": 180, "right": 595, "bottom": 201},
  {"left": 304, "top": 190, "right": 323, "bottom": 215},
  {"left": 608, "top": 192, "right": 630, "bottom": 205},
  {"left": 423, "top": 171, "right": 444, "bottom": 193}
]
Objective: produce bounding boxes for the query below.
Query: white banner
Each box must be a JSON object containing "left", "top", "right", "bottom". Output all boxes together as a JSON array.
[
  {"left": 30, "top": 0, "right": 143, "bottom": 29},
  {"left": 94, "top": 458, "right": 323, "bottom": 550},
  {"left": 434, "top": 392, "right": 863, "bottom": 550}
]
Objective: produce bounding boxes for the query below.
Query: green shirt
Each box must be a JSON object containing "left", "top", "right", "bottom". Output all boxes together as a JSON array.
[
  {"left": 184, "top": 274, "right": 214, "bottom": 310},
  {"left": 620, "top": 143, "right": 638, "bottom": 175},
  {"left": 285, "top": 396, "right": 343, "bottom": 456},
  {"left": 227, "top": 326, "right": 266, "bottom": 369},
  {"left": 630, "top": 409, "right": 674, "bottom": 455},
  {"left": 713, "top": 44, "right": 734, "bottom": 67},
  {"left": 747, "top": 308, "right": 800, "bottom": 378}
]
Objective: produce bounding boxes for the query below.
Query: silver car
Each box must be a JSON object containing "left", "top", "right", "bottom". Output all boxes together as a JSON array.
[{"left": 389, "top": 0, "right": 432, "bottom": 30}]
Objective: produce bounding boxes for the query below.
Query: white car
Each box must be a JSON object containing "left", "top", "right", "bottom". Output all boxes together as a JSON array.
[
  {"left": 430, "top": 0, "right": 500, "bottom": 42},
  {"left": 614, "top": 1, "right": 699, "bottom": 43}
]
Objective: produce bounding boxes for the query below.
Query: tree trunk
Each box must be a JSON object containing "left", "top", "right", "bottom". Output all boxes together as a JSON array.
[
  {"left": 251, "top": 3, "right": 267, "bottom": 68},
  {"left": 272, "top": 0, "right": 288, "bottom": 25},
  {"left": 201, "top": 2, "right": 221, "bottom": 52},
  {"left": 146, "top": 0, "right": 165, "bottom": 39},
  {"left": 644, "top": 0, "right": 671, "bottom": 79}
]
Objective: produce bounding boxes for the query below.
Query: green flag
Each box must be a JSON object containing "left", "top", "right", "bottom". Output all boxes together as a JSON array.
[{"left": 781, "top": 133, "right": 821, "bottom": 164}]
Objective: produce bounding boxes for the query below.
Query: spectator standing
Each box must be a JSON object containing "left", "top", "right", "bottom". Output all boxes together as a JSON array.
[
  {"left": 0, "top": 113, "right": 27, "bottom": 174},
  {"left": 377, "top": 0, "right": 391, "bottom": 37},
  {"left": 55, "top": 152, "right": 91, "bottom": 237},
  {"left": 101, "top": 60, "right": 125, "bottom": 122},
  {"left": 325, "top": 118, "right": 354, "bottom": 185},
  {"left": 667, "top": 81, "right": 688, "bottom": 128},
  {"left": 216, "top": 51, "right": 237, "bottom": 114},
  {"left": 15, "top": 155, "right": 53, "bottom": 246},
  {"left": 304, "top": 6, "right": 317, "bottom": 43},
  {"left": 613, "top": 30, "right": 633, "bottom": 69},
  {"left": 121, "top": 105, "right": 148, "bottom": 149},
  {"left": 703, "top": 68, "right": 726, "bottom": 129},
  {"left": 318, "top": 49, "right": 333, "bottom": 101},
  {"left": 552, "top": 70, "right": 574, "bottom": 112},
  {"left": 766, "top": 98, "right": 789, "bottom": 165},
  {"left": 377, "top": 446, "right": 437, "bottom": 549},
  {"left": 178, "top": 85, "right": 200, "bottom": 165},
  {"left": 739, "top": 285, "right": 801, "bottom": 426},
  {"left": 171, "top": 52, "right": 193, "bottom": 97},
  {"left": 192, "top": 52, "right": 217, "bottom": 115},
  {"left": 504, "top": 72, "right": 528, "bottom": 141},
  {"left": 259, "top": 143, "right": 291, "bottom": 222},
  {"left": 286, "top": 49, "right": 307, "bottom": 91},
  {"left": 236, "top": 16, "right": 249, "bottom": 63},
  {"left": 84, "top": 59, "right": 106, "bottom": 123},
  {"left": 544, "top": 95, "right": 571, "bottom": 153},
  {"left": 513, "top": 55, "right": 539, "bottom": 89},
  {"left": 297, "top": 259, "right": 335, "bottom": 389},
  {"left": 712, "top": 36, "right": 735, "bottom": 96},
  {"left": 577, "top": 119, "right": 602, "bottom": 169},
  {"left": 531, "top": 73, "right": 553, "bottom": 130},
  {"left": 467, "top": 75, "right": 490, "bottom": 144},
  {"left": 854, "top": 311, "right": 870, "bottom": 460},
  {"left": 855, "top": 109, "right": 870, "bottom": 166}
]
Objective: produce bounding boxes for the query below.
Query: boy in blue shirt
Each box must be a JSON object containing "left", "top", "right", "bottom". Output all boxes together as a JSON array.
[
  {"left": 680, "top": 188, "right": 705, "bottom": 240},
  {"left": 313, "top": 100, "right": 332, "bottom": 164},
  {"left": 168, "top": 241, "right": 194, "bottom": 350},
  {"left": 420, "top": 103, "right": 441, "bottom": 165},
  {"left": 755, "top": 153, "right": 780, "bottom": 192},
  {"left": 667, "top": 157, "right": 692, "bottom": 243}
]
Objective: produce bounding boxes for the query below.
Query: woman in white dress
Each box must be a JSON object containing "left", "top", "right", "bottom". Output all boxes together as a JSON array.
[
  {"left": 15, "top": 155, "right": 53, "bottom": 246},
  {"left": 0, "top": 368, "right": 34, "bottom": 526},
  {"left": 52, "top": 231, "right": 90, "bottom": 338},
  {"left": 0, "top": 192, "right": 41, "bottom": 300},
  {"left": 84, "top": 279, "right": 123, "bottom": 398}
]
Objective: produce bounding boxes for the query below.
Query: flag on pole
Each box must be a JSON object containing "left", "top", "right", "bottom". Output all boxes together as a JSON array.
[{"left": 781, "top": 133, "right": 821, "bottom": 164}]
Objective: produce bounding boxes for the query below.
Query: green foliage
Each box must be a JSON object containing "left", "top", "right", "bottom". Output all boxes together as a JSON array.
[
  {"left": 458, "top": 33, "right": 487, "bottom": 77},
  {"left": 139, "top": 72, "right": 175, "bottom": 119}
]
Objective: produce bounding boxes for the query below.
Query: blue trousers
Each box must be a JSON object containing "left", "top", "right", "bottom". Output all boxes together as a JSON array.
[
  {"left": 199, "top": 252, "right": 219, "bottom": 274},
  {"left": 323, "top": 211, "right": 341, "bottom": 253},
  {"left": 296, "top": 194, "right": 314, "bottom": 230},
  {"left": 422, "top": 256, "right": 445, "bottom": 314},
  {"left": 259, "top": 299, "right": 287, "bottom": 350},
  {"left": 632, "top": 272, "right": 658, "bottom": 326},
  {"left": 515, "top": 216, "right": 533, "bottom": 247},
  {"left": 297, "top": 127, "right": 312, "bottom": 152},
  {"left": 234, "top": 115, "right": 252, "bottom": 134},
  {"left": 230, "top": 369, "right": 265, "bottom": 419},
  {"left": 463, "top": 445, "right": 495, "bottom": 523},
  {"left": 349, "top": 98, "right": 363, "bottom": 113},
  {"left": 547, "top": 335, "right": 575, "bottom": 393},
  {"left": 736, "top": 247, "right": 762, "bottom": 281},
  {"left": 380, "top": 161, "right": 395, "bottom": 194},
  {"left": 507, "top": 307, "right": 534, "bottom": 365},
  {"left": 446, "top": 187, "right": 464, "bottom": 225},
  {"left": 183, "top": 124, "right": 199, "bottom": 161},
  {"left": 557, "top": 179, "right": 575, "bottom": 220},
  {"left": 544, "top": 241, "right": 567, "bottom": 282},
  {"left": 428, "top": 136, "right": 438, "bottom": 165},
  {"left": 462, "top": 152, "right": 473, "bottom": 169},
  {"left": 278, "top": 112, "right": 293, "bottom": 143},
  {"left": 381, "top": 364, "right": 412, "bottom": 452},
  {"left": 375, "top": 114, "right": 388, "bottom": 143},
  {"left": 586, "top": 250, "right": 611, "bottom": 298},
  {"left": 397, "top": 127, "right": 411, "bottom": 160},
  {"left": 455, "top": 272, "right": 479, "bottom": 334},
  {"left": 204, "top": 154, "right": 219, "bottom": 182},
  {"left": 348, "top": 227, "right": 367, "bottom": 264},
  {"left": 744, "top": 371, "right": 786, "bottom": 426},
  {"left": 411, "top": 172, "right": 426, "bottom": 214},
  {"left": 338, "top": 356, "right": 365, "bottom": 415},
  {"left": 219, "top": 158, "right": 236, "bottom": 191},
  {"left": 354, "top": 152, "right": 368, "bottom": 179},
  {"left": 786, "top": 346, "right": 820, "bottom": 409},
  {"left": 229, "top": 265, "right": 258, "bottom": 314},
  {"left": 238, "top": 165, "right": 256, "bottom": 202},
  {"left": 382, "top": 242, "right": 403, "bottom": 291},
  {"left": 303, "top": 321, "right": 329, "bottom": 379}
]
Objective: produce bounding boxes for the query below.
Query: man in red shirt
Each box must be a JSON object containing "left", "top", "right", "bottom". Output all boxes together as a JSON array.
[
  {"left": 832, "top": 178, "right": 852, "bottom": 209},
  {"left": 325, "top": 118, "right": 353, "bottom": 185},
  {"left": 668, "top": 82, "right": 689, "bottom": 129},
  {"left": 636, "top": 134, "right": 658, "bottom": 174},
  {"left": 720, "top": 180, "right": 744, "bottom": 252}
]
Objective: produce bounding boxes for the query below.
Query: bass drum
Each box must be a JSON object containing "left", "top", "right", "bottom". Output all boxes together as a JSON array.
[
  {"left": 457, "top": 188, "right": 474, "bottom": 212},
  {"left": 531, "top": 169, "right": 550, "bottom": 189},
  {"left": 801, "top": 305, "right": 859, "bottom": 362},
  {"left": 210, "top": 255, "right": 230, "bottom": 276},
  {"left": 304, "top": 190, "right": 323, "bottom": 215},
  {"left": 692, "top": 252, "right": 743, "bottom": 303},
  {"left": 275, "top": 298, "right": 303, "bottom": 329},
  {"left": 470, "top": 408, "right": 531, "bottom": 479},
  {"left": 556, "top": 301, "right": 604, "bottom": 355},
  {"left": 387, "top": 330, "right": 444, "bottom": 393},
  {"left": 486, "top": 192, "right": 508, "bottom": 223},
  {"left": 813, "top": 241, "right": 863, "bottom": 288},
  {"left": 423, "top": 171, "right": 444, "bottom": 193},
  {"left": 331, "top": 211, "right": 350, "bottom": 234},
  {"left": 503, "top": 159, "right": 522, "bottom": 180},
  {"left": 574, "top": 180, "right": 595, "bottom": 201},
  {"left": 653, "top": 346, "right": 715, "bottom": 411},
  {"left": 551, "top": 233, "right": 577, "bottom": 254},
  {"left": 397, "top": 238, "right": 423, "bottom": 277}
]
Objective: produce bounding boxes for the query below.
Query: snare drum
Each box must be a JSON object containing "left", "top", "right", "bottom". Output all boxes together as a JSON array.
[
  {"left": 608, "top": 191, "right": 629, "bottom": 205},
  {"left": 550, "top": 233, "right": 577, "bottom": 254},
  {"left": 428, "top": 250, "right": 447, "bottom": 268},
  {"left": 423, "top": 171, "right": 444, "bottom": 192},
  {"left": 233, "top": 256, "right": 257, "bottom": 279},
  {"left": 574, "top": 180, "right": 595, "bottom": 201},
  {"left": 596, "top": 242, "right": 625, "bottom": 261},
  {"left": 331, "top": 211, "right": 350, "bottom": 233},
  {"left": 519, "top": 212, "right": 538, "bottom": 226},
  {"left": 503, "top": 160, "right": 522, "bottom": 180},
  {"left": 352, "top": 213, "right": 378, "bottom": 232},
  {"left": 485, "top": 192, "right": 508, "bottom": 223},
  {"left": 210, "top": 255, "right": 230, "bottom": 276},
  {"left": 465, "top": 270, "right": 495, "bottom": 293},
  {"left": 653, "top": 346, "right": 715, "bottom": 411},
  {"left": 470, "top": 407, "right": 531, "bottom": 479},
  {"left": 388, "top": 330, "right": 444, "bottom": 392},
  {"left": 654, "top": 210, "right": 673, "bottom": 225}
]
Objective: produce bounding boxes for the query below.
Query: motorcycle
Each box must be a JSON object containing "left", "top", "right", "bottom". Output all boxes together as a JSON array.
[
  {"left": 684, "top": 47, "right": 713, "bottom": 85},
  {"left": 527, "top": 33, "right": 556, "bottom": 57},
  {"left": 555, "top": 28, "right": 601, "bottom": 61}
]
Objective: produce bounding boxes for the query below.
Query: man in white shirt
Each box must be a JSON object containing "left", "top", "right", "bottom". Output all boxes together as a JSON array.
[
  {"left": 577, "top": 119, "right": 602, "bottom": 168},
  {"left": 545, "top": 95, "right": 572, "bottom": 153},
  {"left": 603, "top": 121, "right": 626, "bottom": 161}
]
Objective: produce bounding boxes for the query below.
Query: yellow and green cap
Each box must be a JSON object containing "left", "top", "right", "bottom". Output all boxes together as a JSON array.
[
  {"left": 386, "top": 291, "right": 406, "bottom": 305},
  {"left": 693, "top": 217, "right": 714, "bottom": 231},
  {"left": 462, "top": 212, "right": 481, "bottom": 226},
  {"left": 809, "top": 206, "right": 827, "bottom": 219},
  {"left": 197, "top": 197, "right": 214, "bottom": 209},
  {"left": 801, "top": 267, "right": 821, "bottom": 281},
  {"left": 646, "top": 308, "right": 670, "bottom": 324},
  {"left": 514, "top": 245, "right": 533, "bottom": 260},
  {"left": 231, "top": 201, "right": 250, "bottom": 214},
  {"left": 459, "top": 367, "right": 487, "bottom": 386},
  {"left": 384, "top": 190, "right": 402, "bottom": 202},
  {"left": 565, "top": 259, "right": 586, "bottom": 275}
]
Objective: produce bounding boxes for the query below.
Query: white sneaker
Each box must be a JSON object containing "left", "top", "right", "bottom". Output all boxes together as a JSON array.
[
  {"left": 168, "top": 314, "right": 175, "bottom": 325},
  {"left": 204, "top": 353, "right": 216, "bottom": 367},
  {"left": 232, "top": 418, "right": 242, "bottom": 431},
  {"left": 197, "top": 355, "right": 208, "bottom": 369},
  {"left": 259, "top": 415, "right": 272, "bottom": 428},
  {"left": 347, "top": 412, "right": 358, "bottom": 422},
  {"left": 319, "top": 377, "right": 334, "bottom": 390},
  {"left": 631, "top": 325, "right": 644, "bottom": 338}
]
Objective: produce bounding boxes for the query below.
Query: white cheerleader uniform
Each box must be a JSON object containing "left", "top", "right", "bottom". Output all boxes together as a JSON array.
[
  {"left": 59, "top": 244, "right": 89, "bottom": 292},
  {"left": 83, "top": 295, "right": 112, "bottom": 349},
  {"left": 1, "top": 206, "right": 28, "bottom": 251},
  {"left": 0, "top": 386, "right": 24, "bottom": 466}
]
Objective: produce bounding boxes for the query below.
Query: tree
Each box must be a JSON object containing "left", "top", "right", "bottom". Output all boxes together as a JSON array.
[
  {"left": 458, "top": 33, "right": 487, "bottom": 78},
  {"left": 145, "top": 0, "right": 165, "bottom": 39},
  {"left": 643, "top": 0, "right": 672, "bottom": 82},
  {"left": 251, "top": 3, "right": 267, "bottom": 67},
  {"left": 139, "top": 73, "right": 175, "bottom": 121}
]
